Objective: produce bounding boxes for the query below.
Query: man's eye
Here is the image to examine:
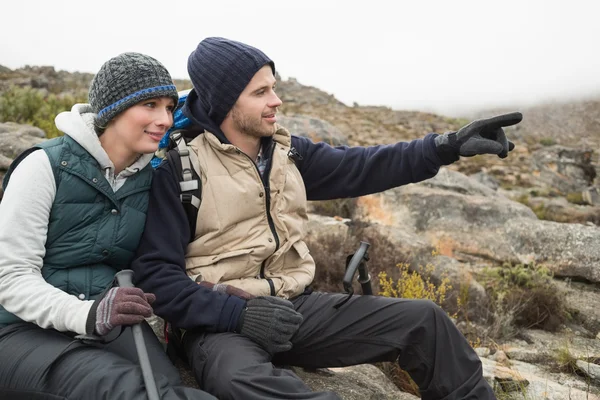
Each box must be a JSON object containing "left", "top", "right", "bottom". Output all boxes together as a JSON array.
[
  {"left": 144, "top": 101, "right": 156, "bottom": 108},
  {"left": 256, "top": 90, "right": 265, "bottom": 96}
]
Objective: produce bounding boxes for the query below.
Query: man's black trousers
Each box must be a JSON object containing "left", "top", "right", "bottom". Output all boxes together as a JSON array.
[{"left": 182, "top": 292, "right": 496, "bottom": 400}]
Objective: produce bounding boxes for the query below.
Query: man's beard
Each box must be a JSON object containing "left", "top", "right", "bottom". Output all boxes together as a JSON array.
[{"left": 231, "top": 107, "right": 276, "bottom": 138}]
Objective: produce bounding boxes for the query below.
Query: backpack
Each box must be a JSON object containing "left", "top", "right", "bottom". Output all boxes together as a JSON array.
[
  {"left": 164, "top": 127, "right": 203, "bottom": 243},
  {"left": 151, "top": 90, "right": 203, "bottom": 242}
]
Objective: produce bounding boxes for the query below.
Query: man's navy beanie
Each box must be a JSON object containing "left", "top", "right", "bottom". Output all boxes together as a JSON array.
[{"left": 187, "top": 37, "right": 275, "bottom": 125}]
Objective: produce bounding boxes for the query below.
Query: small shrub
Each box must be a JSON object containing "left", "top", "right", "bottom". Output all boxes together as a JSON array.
[
  {"left": 375, "top": 362, "right": 420, "bottom": 396},
  {"left": 0, "top": 85, "right": 85, "bottom": 138},
  {"left": 379, "top": 263, "right": 452, "bottom": 307},
  {"left": 480, "top": 262, "right": 567, "bottom": 338},
  {"left": 554, "top": 343, "right": 578, "bottom": 374},
  {"left": 539, "top": 137, "right": 556, "bottom": 146},
  {"left": 566, "top": 192, "right": 586, "bottom": 205}
]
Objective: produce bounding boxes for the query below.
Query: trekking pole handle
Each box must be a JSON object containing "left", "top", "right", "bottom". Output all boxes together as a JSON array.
[
  {"left": 114, "top": 270, "right": 160, "bottom": 400},
  {"left": 342, "top": 241, "right": 371, "bottom": 292}
]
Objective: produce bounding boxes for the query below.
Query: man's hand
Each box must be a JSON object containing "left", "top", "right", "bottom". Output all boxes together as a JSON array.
[
  {"left": 434, "top": 112, "right": 522, "bottom": 164},
  {"left": 237, "top": 296, "right": 303, "bottom": 354}
]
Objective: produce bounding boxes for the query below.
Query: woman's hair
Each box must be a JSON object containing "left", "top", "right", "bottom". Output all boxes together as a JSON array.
[{"left": 94, "top": 121, "right": 107, "bottom": 136}]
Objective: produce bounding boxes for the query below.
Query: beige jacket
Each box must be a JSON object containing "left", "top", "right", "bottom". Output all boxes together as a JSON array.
[{"left": 184, "top": 127, "right": 315, "bottom": 299}]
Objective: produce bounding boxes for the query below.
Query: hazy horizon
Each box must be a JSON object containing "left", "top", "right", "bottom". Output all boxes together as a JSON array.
[{"left": 2, "top": 0, "right": 600, "bottom": 117}]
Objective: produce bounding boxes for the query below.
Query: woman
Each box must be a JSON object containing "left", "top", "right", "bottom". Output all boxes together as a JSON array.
[{"left": 0, "top": 52, "right": 215, "bottom": 399}]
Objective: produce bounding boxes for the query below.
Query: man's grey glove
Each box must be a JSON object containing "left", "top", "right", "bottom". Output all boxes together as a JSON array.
[
  {"left": 434, "top": 112, "right": 522, "bottom": 165},
  {"left": 237, "top": 296, "right": 303, "bottom": 354}
]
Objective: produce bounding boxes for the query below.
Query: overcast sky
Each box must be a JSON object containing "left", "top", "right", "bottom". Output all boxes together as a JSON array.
[{"left": 2, "top": 0, "right": 599, "bottom": 116}]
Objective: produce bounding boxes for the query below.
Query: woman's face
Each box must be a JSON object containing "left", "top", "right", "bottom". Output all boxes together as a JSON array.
[{"left": 107, "top": 97, "right": 175, "bottom": 155}]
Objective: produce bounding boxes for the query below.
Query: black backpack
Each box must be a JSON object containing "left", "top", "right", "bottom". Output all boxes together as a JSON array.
[{"left": 164, "top": 128, "right": 204, "bottom": 242}]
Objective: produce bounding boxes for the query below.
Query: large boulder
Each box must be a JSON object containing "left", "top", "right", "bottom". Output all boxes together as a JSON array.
[
  {"left": 354, "top": 168, "right": 600, "bottom": 283},
  {"left": 0, "top": 122, "right": 47, "bottom": 199},
  {"left": 530, "top": 146, "right": 597, "bottom": 194}
]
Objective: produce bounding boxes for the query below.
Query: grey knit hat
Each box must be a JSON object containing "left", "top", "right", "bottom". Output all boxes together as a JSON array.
[
  {"left": 89, "top": 52, "right": 179, "bottom": 128},
  {"left": 187, "top": 37, "right": 275, "bottom": 125}
]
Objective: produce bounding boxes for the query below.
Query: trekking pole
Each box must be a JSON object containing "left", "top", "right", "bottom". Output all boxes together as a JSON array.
[
  {"left": 334, "top": 241, "right": 372, "bottom": 308},
  {"left": 115, "top": 270, "right": 160, "bottom": 400}
]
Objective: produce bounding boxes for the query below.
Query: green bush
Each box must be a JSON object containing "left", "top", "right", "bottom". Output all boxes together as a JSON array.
[
  {"left": 480, "top": 262, "right": 567, "bottom": 335},
  {"left": 0, "top": 86, "right": 86, "bottom": 138},
  {"left": 539, "top": 137, "right": 556, "bottom": 146},
  {"left": 566, "top": 192, "right": 586, "bottom": 205}
]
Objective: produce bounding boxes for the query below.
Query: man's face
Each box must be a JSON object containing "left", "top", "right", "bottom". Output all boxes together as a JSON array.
[{"left": 228, "top": 65, "right": 282, "bottom": 139}]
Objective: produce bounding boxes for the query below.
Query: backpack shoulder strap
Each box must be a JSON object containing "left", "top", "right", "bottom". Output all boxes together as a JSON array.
[
  {"left": 167, "top": 130, "right": 202, "bottom": 243},
  {"left": 2, "top": 147, "right": 43, "bottom": 191}
]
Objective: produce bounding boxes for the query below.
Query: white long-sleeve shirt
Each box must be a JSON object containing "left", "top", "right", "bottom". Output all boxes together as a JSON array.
[{"left": 0, "top": 104, "right": 153, "bottom": 334}]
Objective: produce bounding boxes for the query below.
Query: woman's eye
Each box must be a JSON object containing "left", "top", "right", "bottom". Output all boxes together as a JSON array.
[{"left": 144, "top": 102, "right": 156, "bottom": 108}]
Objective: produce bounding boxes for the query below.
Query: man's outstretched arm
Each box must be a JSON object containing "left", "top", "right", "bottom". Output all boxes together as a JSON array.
[
  {"left": 131, "top": 160, "right": 245, "bottom": 332},
  {"left": 293, "top": 133, "right": 443, "bottom": 200},
  {"left": 292, "top": 112, "right": 521, "bottom": 200}
]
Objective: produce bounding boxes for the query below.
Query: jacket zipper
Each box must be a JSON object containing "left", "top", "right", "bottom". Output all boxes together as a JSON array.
[{"left": 237, "top": 142, "right": 280, "bottom": 295}]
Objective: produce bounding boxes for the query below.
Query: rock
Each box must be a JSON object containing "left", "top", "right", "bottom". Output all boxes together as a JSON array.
[
  {"left": 515, "top": 194, "right": 600, "bottom": 225},
  {"left": 0, "top": 153, "right": 11, "bottom": 170},
  {"left": 491, "top": 350, "right": 510, "bottom": 365},
  {"left": 503, "top": 347, "right": 552, "bottom": 364},
  {"left": 353, "top": 169, "right": 600, "bottom": 284},
  {"left": 306, "top": 214, "right": 351, "bottom": 240},
  {"left": 475, "top": 347, "right": 491, "bottom": 358},
  {"left": 530, "top": 146, "right": 597, "bottom": 194},
  {"left": 481, "top": 357, "right": 600, "bottom": 399},
  {"left": 515, "top": 329, "right": 600, "bottom": 360},
  {"left": 555, "top": 280, "right": 600, "bottom": 336},
  {"left": 583, "top": 187, "right": 600, "bottom": 206},
  {"left": 575, "top": 360, "right": 600, "bottom": 384},
  {"left": 504, "top": 219, "right": 600, "bottom": 283},
  {"left": 0, "top": 122, "right": 47, "bottom": 160},
  {"left": 469, "top": 171, "right": 500, "bottom": 191},
  {"left": 421, "top": 168, "right": 500, "bottom": 197},
  {"left": 278, "top": 115, "right": 348, "bottom": 146},
  {"left": 294, "top": 365, "right": 419, "bottom": 400},
  {"left": 0, "top": 122, "right": 48, "bottom": 200}
]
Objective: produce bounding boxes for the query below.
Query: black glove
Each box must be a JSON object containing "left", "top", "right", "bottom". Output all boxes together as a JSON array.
[
  {"left": 434, "top": 112, "right": 522, "bottom": 165},
  {"left": 237, "top": 296, "right": 303, "bottom": 354}
]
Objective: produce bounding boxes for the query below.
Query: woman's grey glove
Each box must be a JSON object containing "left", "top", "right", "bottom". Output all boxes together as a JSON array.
[
  {"left": 237, "top": 296, "right": 303, "bottom": 354},
  {"left": 434, "top": 112, "right": 522, "bottom": 164}
]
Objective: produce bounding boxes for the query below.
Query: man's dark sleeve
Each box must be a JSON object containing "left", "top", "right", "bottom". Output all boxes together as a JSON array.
[
  {"left": 292, "top": 133, "right": 443, "bottom": 200},
  {"left": 131, "top": 160, "right": 246, "bottom": 331}
]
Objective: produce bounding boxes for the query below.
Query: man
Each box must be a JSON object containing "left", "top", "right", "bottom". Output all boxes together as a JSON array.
[{"left": 132, "top": 37, "right": 521, "bottom": 400}]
